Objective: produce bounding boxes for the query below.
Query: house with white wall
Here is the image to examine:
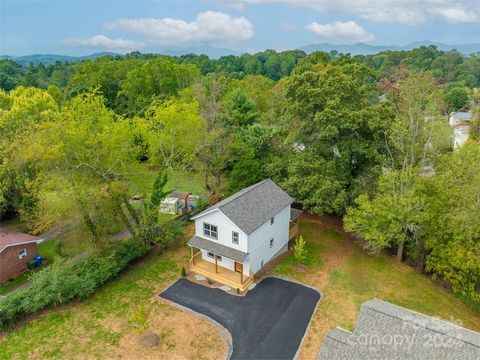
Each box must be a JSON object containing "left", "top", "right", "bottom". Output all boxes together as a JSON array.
[{"left": 188, "top": 179, "right": 302, "bottom": 291}]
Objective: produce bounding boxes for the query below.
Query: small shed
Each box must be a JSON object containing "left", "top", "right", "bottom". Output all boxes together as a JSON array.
[{"left": 160, "top": 197, "right": 181, "bottom": 215}]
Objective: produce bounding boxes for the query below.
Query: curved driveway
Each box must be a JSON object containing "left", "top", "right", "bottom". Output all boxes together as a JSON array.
[{"left": 160, "top": 277, "right": 321, "bottom": 360}]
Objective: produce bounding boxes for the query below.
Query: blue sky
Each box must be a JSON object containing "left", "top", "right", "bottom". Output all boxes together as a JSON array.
[{"left": 1, "top": 0, "right": 479, "bottom": 56}]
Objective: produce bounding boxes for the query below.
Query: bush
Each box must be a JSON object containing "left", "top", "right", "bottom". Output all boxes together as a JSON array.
[
  {"left": 27, "top": 259, "right": 37, "bottom": 270},
  {"left": 181, "top": 266, "right": 186, "bottom": 277},
  {"left": 0, "top": 238, "right": 150, "bottom": 330}
]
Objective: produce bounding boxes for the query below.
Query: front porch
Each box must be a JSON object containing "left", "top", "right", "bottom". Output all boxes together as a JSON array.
[{"left": 190, "top": 251, "right": 254, "bottom": 292}]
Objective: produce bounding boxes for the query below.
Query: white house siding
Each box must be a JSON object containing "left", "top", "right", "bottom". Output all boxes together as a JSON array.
[
  {"left": 200, "top": 249, "right": 251, "bottom": 276},
  {"left": 194, "top": 210, "right": 251, "bottom": 276},
  {"left": 247, "top": 205, "right": 291, "bottom": 273},
  {"left": 194, "top": 210, "right": 247, "bottom": 252}
]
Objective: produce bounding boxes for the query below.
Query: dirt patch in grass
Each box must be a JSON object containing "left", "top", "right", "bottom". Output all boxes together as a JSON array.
[{"left": 111, "top": 301, "right": 227, "bottom": 360}]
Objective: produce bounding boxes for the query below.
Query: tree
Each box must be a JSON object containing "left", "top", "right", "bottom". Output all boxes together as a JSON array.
[
  {"left": 423, "top": 143, "right": 480, "bottom": 302},
  {"left": 293, "top": 235, "right": 307, "bottom": 265},
  {"left": 150, "top": 170, "right": 170, "bottom": 207},
  {"left": 228, "top": 156, "right": 265, "bottom": 194},
  {"left": 344, "top": 168, "right": 427, "bottom": 263},
  {"left": 444, "top": 86, "right": 468, "bottom": 111},
  {"left": 222, "top": 88, "right": 258, "bottom": 129},
  {"left": 5, "top": 89, "right": 139, "bottom": 245},
  {"left": 274, "top": 57, "right": 393, "bottom": 215},
  {"left": 139, "top": 98, "right": 205, "bottom": 169}
]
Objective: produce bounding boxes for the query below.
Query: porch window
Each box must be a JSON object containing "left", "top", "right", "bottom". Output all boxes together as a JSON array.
[
  {"left": 270, "top": 238, "right": 274, "bottom": 248},
  {"left": 18, "top": 248, "right": 27, "bottom": 259},
  {"left": 232, "top": 231, "right": 239, "bottom": 244},
  {"left": 215, "top": 255, "right": 222, "bottom": 261},
  {"left": 207, "top": 252, "right": 215, "bottom": 258},
  {"left": 203, "top": 223, "right": 218, "bottom": 239}
]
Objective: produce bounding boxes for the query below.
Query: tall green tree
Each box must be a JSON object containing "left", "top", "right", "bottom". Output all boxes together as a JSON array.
[{"left": 274, "top": 57, "right": 393, "bottom": 215}]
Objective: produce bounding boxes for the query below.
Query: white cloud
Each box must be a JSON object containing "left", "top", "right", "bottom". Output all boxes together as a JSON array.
[
  {"left": 429, "top": 7, "right": 479, "bottom": 23},
  {"left": 233, "top": 0, "right": 479, "bottom": 25},
  {"left": 305, "top": 21, "right": 374, "bottom": 43},
  {"left": 63, "top": 35, "right": 144, "bottom": 53},
  {"left": 220, "top": 1, "right": 246, "bottom": 10},
  {"left": 105, "top": 11, "right": 254, "bottom": 45},
  {"left": 281, "top": 22, "right": 297, "bottom": 31}
]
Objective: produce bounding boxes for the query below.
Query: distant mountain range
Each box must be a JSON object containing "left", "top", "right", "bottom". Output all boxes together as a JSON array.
[
  {"left": 0, "top": 45, "right": 238, "bottom": 66},
  {"left": 298, "top": 41, "right": 480, "bottom": 56},
  {"left": 2, "top": 41, "right": 479, "bottom": 66},
  {"left": 0, "top": 52, "right": 119, "bottom": 66}
]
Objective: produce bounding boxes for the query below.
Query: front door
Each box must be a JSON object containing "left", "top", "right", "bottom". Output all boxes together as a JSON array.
[{"left": 234, "top": 261, "right": 243, "bottom": 273}]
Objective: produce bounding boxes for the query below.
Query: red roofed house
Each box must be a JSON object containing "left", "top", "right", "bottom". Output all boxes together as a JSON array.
[{"left": 0, "top": 229, "right": 43, "bottom": 284}]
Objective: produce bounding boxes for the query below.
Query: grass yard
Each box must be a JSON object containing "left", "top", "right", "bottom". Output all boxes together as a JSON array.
[
  {"left": 272, "top": 214, "right": 480, "bottom": 360},
  {"left": 0, "top": 225, "right": 227, "bottom": 360},
  {"left": 128, "top": 167, "right": 205, "bottom": 199},
  {"left": 2, "top": 214, "right": 478, "bottom": 359}
]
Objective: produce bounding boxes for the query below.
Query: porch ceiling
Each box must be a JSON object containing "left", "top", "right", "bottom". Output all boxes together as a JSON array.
[{"left": 188, "top": 235, "right": 249, "bottom": 262}]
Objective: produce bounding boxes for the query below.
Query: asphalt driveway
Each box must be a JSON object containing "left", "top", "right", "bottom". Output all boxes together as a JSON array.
[{"left": 160, "top": 277, "right": 321, "bottom": 360}]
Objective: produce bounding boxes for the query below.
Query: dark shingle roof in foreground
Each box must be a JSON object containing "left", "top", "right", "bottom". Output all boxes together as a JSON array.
[
  {"left": 192, "top": 179, "right": 294, "bottom": 235},
  {"left": 318, "top": 299, "right": 480, "bottom": 360}
]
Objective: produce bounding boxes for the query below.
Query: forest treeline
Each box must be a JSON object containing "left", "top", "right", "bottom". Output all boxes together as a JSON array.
[{"left": 0, "top": 46, "right": 479, "bottom": 305}]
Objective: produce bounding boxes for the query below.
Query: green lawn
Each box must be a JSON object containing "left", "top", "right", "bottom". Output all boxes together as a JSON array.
[
  {"left": 2, "top": 216, "right": 479, "bottom": 359},
  {"left": 0, "top": 233, "right": 226, "bottom": 360},
  {"left": 272, "top": 216, "right": 480, "bottom": 359},
  {"left": 127, "top": 167, "right": 205, "bottom": 199}
]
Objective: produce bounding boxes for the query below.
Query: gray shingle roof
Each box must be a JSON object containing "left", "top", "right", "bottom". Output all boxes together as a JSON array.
[
  {"left": 318, "top": 299, "right": 480, "bottom": 360},
  {"left": 188, "top": 235, "right": 249, "bottom": 262},
  {"left": 192, "top": 179, "right": 294, "bottom": 235}
]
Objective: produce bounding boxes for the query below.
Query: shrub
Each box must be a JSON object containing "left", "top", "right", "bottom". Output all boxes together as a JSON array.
[
  {"left": 0, "top": 238, "right": 150, "bottom": 330},
  {"left": 181, "top": 266, "right": 186, "bottom": 277},
  {"left": 27, "top": 259, "right": 37, "bottom": 270},
  {"left": 293, "top": 235, "right": 307, "bottom": 265}
]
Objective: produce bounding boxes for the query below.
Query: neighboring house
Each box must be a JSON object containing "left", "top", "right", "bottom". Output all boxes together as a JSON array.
[
  {"left": 449, "top": 111, "right": 472, "bottom": 148},
  {"left": 449, "top": 111, "right": 471, "bottom": 127},
  {"left": 0, "top": 229, "right": 43, "bottom": 284},
  {"left": 188, "top": 179, "right": 302, "bottom": 291},
  {"left": 318, "top": 299, "right": 480, "bottom": 359}
]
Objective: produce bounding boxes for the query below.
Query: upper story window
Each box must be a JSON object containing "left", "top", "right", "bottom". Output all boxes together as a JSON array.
[
  {"left": 270, "top": 238, "right": 274, "bottom": 248},
  {"left": 18, "top": 248, "right": 27, "bottom": 259},
  {"left": 232, "top": 231, "right": 239, "bottom": 244},
  {"left": 270, "top": 217, "right": 275, "bottom": 225},
  {"left": 203, "top": 223, "right": 218, "bottom": 239}
]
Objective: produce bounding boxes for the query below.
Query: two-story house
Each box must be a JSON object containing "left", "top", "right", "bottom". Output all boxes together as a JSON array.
[{"left": 188, "top": 179, "right": 302, "bottom": 291}]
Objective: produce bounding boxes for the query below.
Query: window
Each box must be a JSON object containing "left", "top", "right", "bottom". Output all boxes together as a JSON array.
[
  {"left": 18, "top": 248, "right": 27, "bottom": 259},
  {"left": 203, "top": 223, "right": 218, "bottom": 239},
  {"left": 270, "top": 238, "right": 274, "bottom": 248},
  {"left": 270, "top": 217, "right": 275, "bottom": 225},
  {"left": 261, "top": 260, "right": 264, "bottom": 267},
  {"left": 232, "top": 231, "right": 239, "bottom": 244},
  {"left": 207, "top": 252, "right": 221, "bottom": 261}
]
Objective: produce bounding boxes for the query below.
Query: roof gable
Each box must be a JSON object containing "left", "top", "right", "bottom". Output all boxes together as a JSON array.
[
  {"left": 192, "top": 179, "right": 294, "bottom": 235},
  {"left": 0, "top": 229, "right": 43, "bottom": 253}
]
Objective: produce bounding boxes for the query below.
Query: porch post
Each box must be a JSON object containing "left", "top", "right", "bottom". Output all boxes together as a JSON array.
[
  {"left": 215, "top": 257, "right": 218, "bottom": 273},
  {"left": 240, "top": 269, "right": 243, "bottom": 284},
  {"left": 190, "top": 247, "right": 193, "bottom": 263}
]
